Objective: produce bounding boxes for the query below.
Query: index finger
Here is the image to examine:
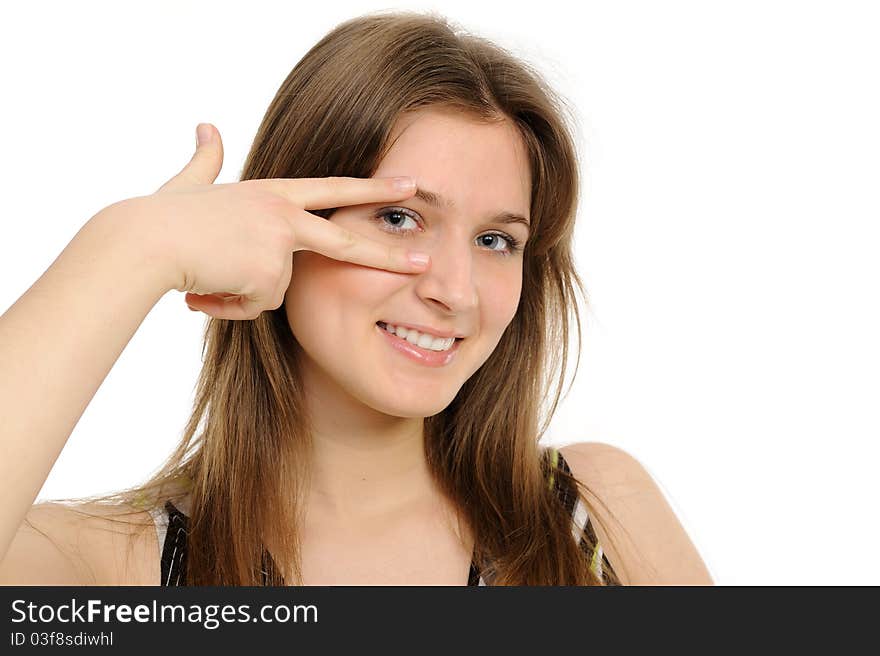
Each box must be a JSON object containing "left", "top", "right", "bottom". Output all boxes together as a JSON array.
[
  {"left": 252, "top": 175, "right": 417, "bottom": 210},
  {"left": 292, "top": 208, "right": 431, "bottom": 274}
]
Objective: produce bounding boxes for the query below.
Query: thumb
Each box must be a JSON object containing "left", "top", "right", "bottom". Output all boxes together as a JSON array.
[{"left": 156, "top": 122, "right": 224, "bottom": 192}]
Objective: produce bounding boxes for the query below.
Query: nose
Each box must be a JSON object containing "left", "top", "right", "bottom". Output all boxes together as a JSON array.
[{"left": 413, "top": 233, "right": 478, "bottom": 314}]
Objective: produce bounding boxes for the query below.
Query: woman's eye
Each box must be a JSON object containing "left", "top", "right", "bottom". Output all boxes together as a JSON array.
[
  {"left": 477, "top": 234, "right": 511, "bottom": 252},
  {"left": 379, "top": 208, "right": 419, "bottom": 231}
]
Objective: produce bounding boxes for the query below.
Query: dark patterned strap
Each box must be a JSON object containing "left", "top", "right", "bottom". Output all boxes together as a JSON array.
[
  {"left": 159, "top": 501, "right": 188, "bottom": 586},
  {"left": 161, "top": 500, "right": 279, "bottom": 586},
  {"left": 467, "top": 560, "right": 481, "bottom": 586},
  {"left": 468, "top": 447, "right": 616, "bottom": 586},
  {"left": 548, "top": 447, "right": 616, "bottom": 584}
]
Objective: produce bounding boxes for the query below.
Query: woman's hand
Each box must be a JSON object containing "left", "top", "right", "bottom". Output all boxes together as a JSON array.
[{"left": 139, "top": 122, "right": 428, "bottom": 320}]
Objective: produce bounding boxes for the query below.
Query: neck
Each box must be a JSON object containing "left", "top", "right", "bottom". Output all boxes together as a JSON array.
[{"left": 300, "top": 362, "right": 442, "bottom": 522}]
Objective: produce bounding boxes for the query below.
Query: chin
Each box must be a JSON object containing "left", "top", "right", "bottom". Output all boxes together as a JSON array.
[
  {"left": 366, "top": 394, "right": 455, "bottom": 420},
  {"left": 350, "top": 381, "right": 458, "bottom": 419}
]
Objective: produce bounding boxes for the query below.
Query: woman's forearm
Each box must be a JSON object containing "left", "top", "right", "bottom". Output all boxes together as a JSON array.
[{"left": 0, "top": 198, "right": 173, "bottom": 560}]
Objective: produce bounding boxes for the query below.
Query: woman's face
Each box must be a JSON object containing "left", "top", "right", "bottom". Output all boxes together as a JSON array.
[{"left": 284, "top": 107, "right": 531, "bottom": 418}]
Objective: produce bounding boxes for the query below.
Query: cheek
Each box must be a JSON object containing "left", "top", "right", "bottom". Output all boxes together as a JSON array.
[
  {"left": 286, "top": 251, "right": 336, "bottom": 307},
  {"left": 285, "top": 253, "right": 328, "bottom": 344},
  {"left": 284, "top": 251, "right": 399, "bottom": 338},
  {"left": 482, "top": 270, "right": 522, "bottom": 330}
]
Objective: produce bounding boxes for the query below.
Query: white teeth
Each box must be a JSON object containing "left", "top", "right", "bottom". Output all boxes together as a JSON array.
[
  {"left": 433, "top": 337, "right": 457, "bottom": 351},
  {"left": 380, "top": 323, "right": 456, "bottom": 352}
]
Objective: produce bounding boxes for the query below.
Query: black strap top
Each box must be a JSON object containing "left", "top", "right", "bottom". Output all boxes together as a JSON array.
[{"left": 151, "top": 447, "right": 612, "bottom": 585}]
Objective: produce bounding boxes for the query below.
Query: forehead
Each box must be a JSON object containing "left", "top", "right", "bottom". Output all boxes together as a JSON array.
[{"left": 374, "top": 107, "right": 531, "bottom": 217}]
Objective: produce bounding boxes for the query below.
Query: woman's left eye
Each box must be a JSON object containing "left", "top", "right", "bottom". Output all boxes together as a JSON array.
[{"left": 371, "top": 207, "right": 522, "bottom": 256}]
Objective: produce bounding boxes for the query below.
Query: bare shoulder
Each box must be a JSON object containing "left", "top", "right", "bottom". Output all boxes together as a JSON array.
[
  {"left": 0, "top": 501, "right": 161, "bottom": 586},
  {"left": 558, "top": 441, "right": 714, "bottom": 586}
]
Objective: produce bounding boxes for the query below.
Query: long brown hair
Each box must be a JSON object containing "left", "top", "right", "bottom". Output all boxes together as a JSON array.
[{"left": 44, "top": 10, "right": 627, "bottom": 585}]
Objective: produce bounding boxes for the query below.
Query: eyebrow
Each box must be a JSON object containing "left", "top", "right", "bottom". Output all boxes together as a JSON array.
[{"left": 413, "top": 187, "right": 531, "bottom": 233}]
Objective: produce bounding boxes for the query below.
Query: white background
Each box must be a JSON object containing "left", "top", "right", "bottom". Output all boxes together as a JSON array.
[{"left": 1, "top": 1, "right": 877, "bottom": 585}]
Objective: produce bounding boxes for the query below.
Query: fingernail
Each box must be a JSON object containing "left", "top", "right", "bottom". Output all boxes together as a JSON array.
[
  {"left": 393, "top": 176, "right": 416, "bottom": 192},
  {"left": 407, "top": 251, "right": 430, "bottom": 268},
  {"left": 196, "top": 123, "right": 212, "bottom": 147}
]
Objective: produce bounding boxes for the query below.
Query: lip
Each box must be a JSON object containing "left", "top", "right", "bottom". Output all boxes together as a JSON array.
[
  {"left": 377, "top": 320, "right": 465, "bottom": 339},
  {"left": 376, "top": 323, "right": 462, "bottom": 367}
]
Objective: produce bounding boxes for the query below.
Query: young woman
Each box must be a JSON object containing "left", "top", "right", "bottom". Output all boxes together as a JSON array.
[{"left": 0, "top": 11, "right": 712, "bottom": 586}]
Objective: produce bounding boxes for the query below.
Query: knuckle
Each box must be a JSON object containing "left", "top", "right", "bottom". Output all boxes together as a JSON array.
[
  {"left": 262, "top": 192, "right": 287, "bottom": 211},
  {"left": 269, "top": 263, "right": 285, "bottom": 285},
  {"left": 282, "top": 227, "right": 297, "bottom": 250},
  {"left": 274, "top": 222, "right": 295, "bottom": 249},
  {"left": 238, "top": 280, "right": 258, "bottom": 299},
  {"left": 257, "top": 262, "right": 283, "bottom": 290}
]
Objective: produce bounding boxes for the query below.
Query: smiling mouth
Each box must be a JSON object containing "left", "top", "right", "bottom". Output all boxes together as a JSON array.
[
  {"left": 374, "top": 321, "right": 463, "bottom": 367},
  {"left": 376, "top": 321, "right": 464, "bottom": 342}
]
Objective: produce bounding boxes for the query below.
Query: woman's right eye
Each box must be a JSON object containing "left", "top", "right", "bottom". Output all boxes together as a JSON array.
[{"left": 371, "top": 207, "right": 421, "bottom": 234}]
